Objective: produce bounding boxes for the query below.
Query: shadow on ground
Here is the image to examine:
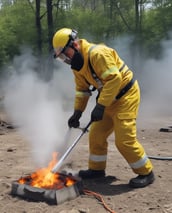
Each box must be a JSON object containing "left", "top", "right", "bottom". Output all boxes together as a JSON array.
[{"left": 81, "top": 175, "right": 133, "bottom": 196}]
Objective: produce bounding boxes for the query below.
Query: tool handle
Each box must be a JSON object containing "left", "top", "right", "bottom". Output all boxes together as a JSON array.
[
  {"left": 83, "top": 120, "right": 92, "bottom": 133},
  {"left": 51, "top": 120, "right": 92, "bottom": 173}
]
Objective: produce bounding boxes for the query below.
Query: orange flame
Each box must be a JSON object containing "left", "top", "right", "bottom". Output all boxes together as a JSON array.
[{"left": 18, "top": 152, "right": 75, "bottom": 189}]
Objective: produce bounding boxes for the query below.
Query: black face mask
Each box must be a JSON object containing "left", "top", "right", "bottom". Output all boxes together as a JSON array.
[{"left": 71, "top": 51, "right": 84, "bottom": 71}]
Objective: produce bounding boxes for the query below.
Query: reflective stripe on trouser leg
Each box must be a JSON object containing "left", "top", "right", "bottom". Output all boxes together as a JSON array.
[
  {"left": 113, "top": 81, "right": 153, "bottom": 175},
  {"left": 89, "top": 116, "right": 113, "bottom": 170}
]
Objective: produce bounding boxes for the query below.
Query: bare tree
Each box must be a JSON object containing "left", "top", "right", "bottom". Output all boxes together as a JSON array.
[
  {"left": 135, "top": 0, "right": 144, "bottom": 35},
  {"left": 46, "top": 0, "right": 53, "bottom": 52},
  {"left": 26, "top": 0, "right": 42, "bottom": 54},
  {"left": 36, "top": 0, "right": 42, "bottom": 54}
]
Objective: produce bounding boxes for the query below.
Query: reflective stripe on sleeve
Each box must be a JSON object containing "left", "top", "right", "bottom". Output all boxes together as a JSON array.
[
  {"left": 129, "top": 154, "right": 148, "bottom": 169},
  {"left": 101, "top": 66, "right": 118, "bottom": 79},
  {"left": 89, "top": 154, "right": 107, "bottom": 162},
  {"left": 119, "top": 63, "right": 126, "bottom": 72},
  {"left": 76, "top": 90, "right": 91, "bottom": 97}
]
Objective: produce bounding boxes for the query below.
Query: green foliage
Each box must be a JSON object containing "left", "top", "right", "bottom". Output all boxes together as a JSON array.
[
  {"left": 0, "top": 0, "right": 172, "bottom": 69},
  {"left": 0, "top": 0, "right": 37, "bottom": 67},
  {"left": 53, "top": 8, "right": 111, "bottom": 41},
  {"left": 139, "top": 3, "right": 172, "bottom": 58},
  {"left": 52, "top": 0, "right": 134, "bottom": 42}
]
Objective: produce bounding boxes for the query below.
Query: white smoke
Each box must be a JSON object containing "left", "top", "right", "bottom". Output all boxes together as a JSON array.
[
  {"left": 3, "top": 50, "right": 76, "bottom": 167},
  {"left": 136, "top": 38, "right": 172, "bottom": 127}
]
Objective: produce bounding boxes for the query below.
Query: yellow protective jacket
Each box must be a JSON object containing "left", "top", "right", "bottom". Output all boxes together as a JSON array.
[{"left": 73, "top": 39, "right": 133, "bottom": 111}]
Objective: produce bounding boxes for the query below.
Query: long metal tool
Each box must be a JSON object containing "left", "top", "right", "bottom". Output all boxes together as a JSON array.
[{"left": 51, "top": 120, "right": 92, "bottom": 173}]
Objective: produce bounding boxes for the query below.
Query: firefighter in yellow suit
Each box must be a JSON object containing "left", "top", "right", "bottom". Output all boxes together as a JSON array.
[{"left": 53, "top": 28, "right": 155, "bottom": 188}]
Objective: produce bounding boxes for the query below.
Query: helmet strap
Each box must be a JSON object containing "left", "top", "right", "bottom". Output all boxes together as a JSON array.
[{"left": 62, "top": 29, "right": 78, "bottom": 53}]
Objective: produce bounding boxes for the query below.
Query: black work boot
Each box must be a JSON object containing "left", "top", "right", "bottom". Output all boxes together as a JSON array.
[
  {"left": 78, "top": 169, "right": 105, "bottom": 179},
  {"left": 129, "top": 171, "right": 155, "bottom": 188}
]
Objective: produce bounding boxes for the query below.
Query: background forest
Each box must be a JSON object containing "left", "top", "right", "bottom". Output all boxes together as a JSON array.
[{"left": 0, "top": 0, "right": 172, "bottom": 76}]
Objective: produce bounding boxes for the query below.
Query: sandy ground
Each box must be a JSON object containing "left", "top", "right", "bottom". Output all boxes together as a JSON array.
[{"left": 0, "top": 110, "right": 172, "bottom": 213}]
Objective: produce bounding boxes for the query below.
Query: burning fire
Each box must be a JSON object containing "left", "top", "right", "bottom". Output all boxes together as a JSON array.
[{"left": 18, "top": 152, "right": 76, "bottom": 189}]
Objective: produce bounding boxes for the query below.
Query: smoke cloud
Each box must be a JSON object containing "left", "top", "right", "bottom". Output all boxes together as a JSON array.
[
  {"left": 135, "top": 37, "right": 172, "bottom": 126},
  {"left": 3, "top": 50, "right": 76, "bottom": 167}
]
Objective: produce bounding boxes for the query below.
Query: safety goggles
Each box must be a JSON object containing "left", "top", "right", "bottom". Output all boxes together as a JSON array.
[{"left": 54, "top": 46, "right": 71, "bottom": 65}]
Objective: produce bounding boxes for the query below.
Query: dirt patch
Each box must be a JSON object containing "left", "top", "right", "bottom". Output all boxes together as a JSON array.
[{"left": 0, "top": 110, "right": 172, "bottom": 213}]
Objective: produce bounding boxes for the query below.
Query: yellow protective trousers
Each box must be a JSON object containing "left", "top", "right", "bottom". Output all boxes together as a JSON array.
[{"left": 89, "top": 81, "right": 153, "bottom": 175}]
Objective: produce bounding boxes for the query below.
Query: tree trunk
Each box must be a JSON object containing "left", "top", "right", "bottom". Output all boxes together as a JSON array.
[
  {"left": 35, "top": 0, "right": 42, "bottom": 54},
  {"left": 135, "top": 0, "right": 143, "bottom": 35},
  {"left": 42, "top": 0, "right": 54, "bottom": 81},
  {"left": 46, "top": 0, "right": 53, "bottom": 52}
]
